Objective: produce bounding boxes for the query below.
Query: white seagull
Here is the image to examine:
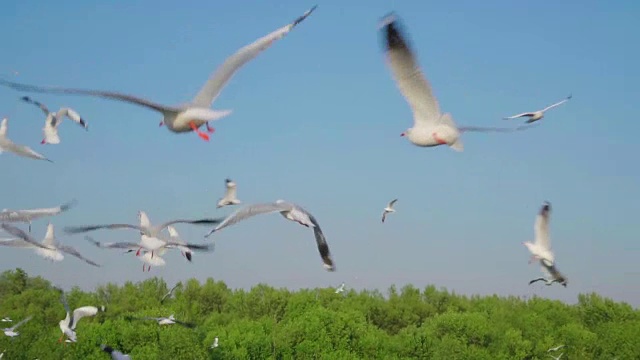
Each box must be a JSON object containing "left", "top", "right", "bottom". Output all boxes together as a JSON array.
[
  {"left": 65, "top": 210, "right": 222, "bottom": 257},
  {"left": 335, "top": 282, "right": 346, "bottom": 294},
  {"left": 523, "top": 201, "right": 555, "bottom": 265},
  {"left": 160, "top": 283, "right": 181, "bottom": 304},
  {"left": 503, "top": 95, "right": 572, "bottom": 123},
  {"left": 529, "top": 259, "right": 568, "bottom": 287},
  {"left": 2, "top": 316, "right": 32, "bottom": 338},
  {"left": 0, "top": 6, "right": 318, "bottom": 142},
  {"left": 547, "top": 345, "right": 566, "bottom": 352},
  {"left": 381, "top": 199, "right": 398, "bottom": 223},
  {"left": 0, "top": 118, "right": 52, "bottom": 162},
  {"left": 58, "top": 292, "right": 103, "bottom": 344},
  {"left": 0, "top": 318, "right": 11, "bottom": 323},
  {"left": 128, "top": 314, "right": 195, "bottom": 328},
  {"left": 0, "top": 223, "right": 100, "bottom": 267},
  {"left": 379, "top": 14, "right": 532, "bottom": 152},
  {"left": 20, "top": 96, "right": 88, "bottom": 145},
  {"left": 0, "top": 199, "right": 76, "bottom": 232},
  {"left": 100, "top": 344, "right": 131, "bottom": 360},
  {"left": 205, "top": 200, "right": 336, "bottom": 271},
  {"left": 211, "top": 337, "right": 219, "bottom": 349},
  {"left": 217, "top": 178, "right": 242, "bottom": 208}
]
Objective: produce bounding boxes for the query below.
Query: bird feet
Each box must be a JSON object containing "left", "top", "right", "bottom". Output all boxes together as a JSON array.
[
  {"left": 432, "top": 132, "right": 448, "bottom": 145},
  {"left": 159, "top": 121, "right": 164, "bottom": 127},
  {"left": 528, "top": 255, "right": 538, "bottom": 264},
  {"left": 189, "top": 121, "right": 210, "bottom": 141},
  {"left": 41, "top": 139, "right": 46, "bottom": 145},
  {"left": 135, "top": 247, "right": 142, "bottom": 257},
  {"left": 206, "top": 122, "right": 215, "bottom": 134}
]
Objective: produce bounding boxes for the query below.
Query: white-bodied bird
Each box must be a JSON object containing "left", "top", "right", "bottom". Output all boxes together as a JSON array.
[
  {"left": 0, "top": 118, "right": 52, "bottom": 162},
  {"left": 381, "top": 199, "right": 398, "bottom": 223},
  {"left": 1, "top": 316, "right": 32, "bottom": 338},
  {"left": 217, "top": 178, "right": 242, "bottom": 208},
  {"left": 211, "top": 337, "right": 219, "bottom": 349},
  {"left": 335, "top": 282, "right": 346, "bottom": 294},
  {"left": 58, "top": 292, "right": 103, "bottom": 343},
  {"left": 503, "top": 95, "right": 572, "bottom": 123},
  {"left": 523, "top": 201, "right": 555, "bottom": 265},
  {"left": 0, "top": 200, "right": 76, "bottom": 232},
  {"left": 128, "top": 314, "right": 195, "bottom": 328},
  {"left": 20, "top": 96, "right": 88, "bottom": 145}
]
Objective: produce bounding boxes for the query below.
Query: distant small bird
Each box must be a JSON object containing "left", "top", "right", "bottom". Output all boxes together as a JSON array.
[
  {"left": 523, "top": 201, "right": 555, "bottom": 265},
  {"left": 217, "top": 178, "right": 242, "bottom": 208},
  {"left": 20, "top": 96, "right": 88, "bottom": 145},
  {"left": 128, "top": 314, "right": 195, "bottom": 328},
  {"left": 503, "top": 95, "right": 572, "bottom": 123},
  {"left": 547, "top": 353, "right": 564, "bottom": 360},
  {"left": 2, "top": 315, "right": 32, "bottom": 338},
  {"left": 0, "top": 118, "right": 52, "bottom": 162},
  {"left": 160, "top": 283, "right": 181, "bottom": 304},
  {"left": 381, "top": 199, "right": 398, "bottom": 223},
  {"left": 0, "top": 318, "right": 11, "bottom": 323},
  {"left": 100, "top": 344, "right": 131, "bottom": 360},
  {"left": 547, "top": 345, "right": 565, "bottom": 352},
  {"left": 210, "top": 337, "right": 219, "bottom": 349},
  {"left": 0, "top": 200, "right": 76, "bottom": 232},
  {"left": 58, "top": 292, "right": 103, "bottom": 344},
  {"left": 335, "top": 282, "right": 346, "bottom": 294},
  {"left": 528, "top": 259, "right": 568, "bottom": 287},
  {"left": 205, "top": 200, "right": 335, "bottom": 271}
]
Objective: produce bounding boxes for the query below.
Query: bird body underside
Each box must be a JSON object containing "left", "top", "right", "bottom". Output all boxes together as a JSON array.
[{"left": 163, "top": 107, "right": 232, "bottom": 132}]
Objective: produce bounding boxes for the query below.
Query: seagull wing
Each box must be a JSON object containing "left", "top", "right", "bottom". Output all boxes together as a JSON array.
[
  {"left": 0, "top": 79, "right": 178, "bottom": 114},
  {"left": 0, "top": 137, "right": 52, "bottom": 162},
  {"left": 191, "top": 6, "right": 317, "bottom": 107},
  {"left": 459, "top": 124, "right": 537, "bottom": 133},
  {"left": 534, "top": 202, "right": 552, "bottom": 251},
  {"left": 58, "top": 244, "right": 101, "bottom": 267},
  {"left": 0, "top": 238, "right": 39, "bottom": 248},
  {"left": 307, "top": 212, "right": 336, "bottom": 271},
  {"left": 20, "top": 96, "right": 50, "bottom": 115},
  {"left": 541, "top": 95, "right": 572, "bottom": 113},
  {"left": 205, "top": 202, "right": 292, "bottom": 236},
  {"left": 0, "top": 223, "right": 50, "bottom": 249},
  {"left": 503, "top": 112, "right": 536, "bottom": 120},
  {"left": 64, "top": 223, "right": 142, "bottom": 235},
  {"left": 387, "top": 199, "right": 398, "bottom": 208},
  {"left": 163, "top": 241, "right": 213, "bottom": 252},
  {"left": 528, "top": 277, "right": 546, "bottom": 285},
  {"left": 56, "top": 108, "right": 87, "bottom": 129},
  {"left": 380, "top": 14, "right": 441, "bottom": 127},
  {"left": 9, "top": 315, "right": 32, "bottom": 331},
  {"left": 70, "top": 306, "right": 99, "bottom": 329},
  {"left": 84, "top": 236, "right": 140, "bottom": 251},
  {"left": 155, "top": 218, "right": 223, "bottom": 233}
]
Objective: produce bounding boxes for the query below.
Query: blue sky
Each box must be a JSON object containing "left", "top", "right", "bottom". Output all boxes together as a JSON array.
[{"left": 1, "top": 0, "right": 639, "bottom": 306}]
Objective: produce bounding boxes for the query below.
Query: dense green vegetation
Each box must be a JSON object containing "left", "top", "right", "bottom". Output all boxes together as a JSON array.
[{"left": 0, "top": 268, "right": 637, "bottom": 359}]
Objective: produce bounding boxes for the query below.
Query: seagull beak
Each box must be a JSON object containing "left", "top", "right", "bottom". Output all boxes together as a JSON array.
[{"left": 400, "top": 132, "right": 405, "bottom": 137}]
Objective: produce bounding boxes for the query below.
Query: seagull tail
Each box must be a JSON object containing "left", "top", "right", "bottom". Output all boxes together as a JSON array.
[{"left": 449, "top": 137, "right": 464, "bottom": 152}]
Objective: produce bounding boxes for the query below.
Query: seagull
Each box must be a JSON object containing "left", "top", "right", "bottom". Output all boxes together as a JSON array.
[
  {"left": 2, "top": 316, "right": 32, "bottom": 338},
  {"left": 503, "top": 95, "right": 572, "bottom": 123},
  {"left": 160, "top": 283, "right": 180, "bottom": 304},
  {"left": 381, "top": 199, "right": 398, "bottom": 223},
  {"left": 523, "top": 201, "right": 555, "bottom": 265},
  {"left": 547, "top": 345, "right": 566, "bottom": 352},
  {"left": 335, "top": 282, "right": 345, "bottom": 294},
  {"left": 529, "top": 259, "right": 568, "bottom": 287},
  {"left": 211, "top": 337, "right": 219, "bottom": 349},
  {"left": 64, "top": 210, "right": 222, "bottom": 257},
  {"left": 216, "top": 178, "right": 242, "bottom": 208},
  {"left": 58, "top": 292, "right": 103, "bottom": 344},
  {"left": 548, "top": 353, "right": 564, "bottom": 360},
  {"left": 0, "top": 223, "right": 100, "bottom": 266},
  {"left": 127, "top": 314, "right": 195, "bottom": 328},
  {"left": 100, "top": 344, "right": 131, "bottom": 360},
  {"left": 0, "top": 200, "right": 76, "bottom": 232},
  {"left": 0, "top": 6, "right": 318, "bottom": 142},
  {"left": 379, "top": 14, "right": 533, "bottom": 152},
  {"left": 205, "top": 200, "right": 335, "bottom": 271},
  {"left": 20, "top": 96, "right": 88, "bottom": 145},
  {"left": 0, "top": 118, "right": 52, "bottom": 162},
  {"left": 0, "top": 318, "right": 11, "bottom": 323}
]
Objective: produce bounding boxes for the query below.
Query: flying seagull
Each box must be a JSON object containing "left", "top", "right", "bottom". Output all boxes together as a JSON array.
[
  {"left": 205, "top": 200, "right": 336, "bottom": 271},
  {"left": 65, "top": 210, "right": 222, "bottom": 257},
  {"left": 379, "top": 14, "right": 532, "bottom": 152},
  {"left": 2, "top": 316, "right": 32, "bottom": 338},
  {"left": 0, "top": 118, "right": 52, "bottom": 162},
  {"left": 217, "top": 178, "right": 242, "bottom": 208},
  {"left": 0, "top": 199, "right": 76, "bottom": 232},
  {"left": 381, "top": 199, "right": 398, "bottom": 223},
  {"left": 335, "top": 282, "right": 346, "bottom": 294},
  {"left": 58, "top": 292, "right": 104, "bottom": 344},
  {"left": 547, "top": 345, "right": 566, "bottom": 352},
  {"left": 211, "top": 337, "right": 219, "bottom": 349},
  {"left": 0, "top": 318, "right": 11, "bottom": 323},
  {"left": 0, "top": 223, "right": 100, "bottom": 267},
  {"left": 523, "top": 201, "right": 555, "bottom": 265},
  {"left": 160, "top": 283, "right": 181, "bottom": 303},
  {"left": 127, "top": 314, "right": 195, "bottom": 328},
  {"left": 503, "top": 95, "right": 572, "bottom": 123},
  {"left": 0, "top": 6, "right": 318, "bottom": 142},
  {"left": 100, "top": 344, "right": 131, "bottom": 360},
  {"left": 529, "top": 259, "right": 568, "bottom": 287},
  {"left": 20, "top": 96, "right": 88, "bottom": 145}
]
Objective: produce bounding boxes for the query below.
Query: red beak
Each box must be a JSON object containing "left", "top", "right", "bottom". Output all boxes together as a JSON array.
[{"left": 400, "top": 132, "right": 405, "bottom": 137}]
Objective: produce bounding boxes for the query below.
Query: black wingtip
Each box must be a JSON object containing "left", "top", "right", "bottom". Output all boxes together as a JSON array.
[
  {"left": 380, "top": 13, "right": 407, "bottom": 51},
  {"left": 100, "top": 344, "right": 114, "bottom": 354},
  {"left": 61, "top": 199, "right": 78, "bottom": 212},
  {"left": 20, "top": 96, "right": 30, "bottom": 102},
  {"left": 185, "top": 252, "right": 192, "bottom": 262}
]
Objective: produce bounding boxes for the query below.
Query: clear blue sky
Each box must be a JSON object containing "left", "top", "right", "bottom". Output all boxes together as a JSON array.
[{"left": 1, "top": 0, "right": 639, "bottom": 306}]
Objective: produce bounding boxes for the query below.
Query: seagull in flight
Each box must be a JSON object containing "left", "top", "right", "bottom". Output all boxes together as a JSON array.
[
  {"left": 0, "top": 318, "right": 11, "bottom": 323},
  {"left": 20, "top": 96, "right": 88, "bottom": 145},
  {"left": 381, "top": 199, "right": 398, "bottom": 223},
  {"left": 127, "top": 314, "right": 195, "bottom": 328},
  {"left": 0, "top": 199, "right": 76, "bottom": 232},
  {"left": 379, "top": 14, "right": 533, "bottom": 152},
  {"left": 0, "top": 6, "right": 318, "bottom": 142},
  {"left": 523, "top": 201, "right": 555, "bottom": 265},
  {"left": 2, "top": 316, "right": 32, "bottom": 338},
  {"left": 529, "top": 259, "right": 568, "bottom": 287},
  {"left": 205, "top": 200, "right": 336, "bottom": 271},
  {"left": 100, "top": 344, "right": 131, "bottom": 360},
  {"left": 210, "top": 337, "right": 219, "bottom": 349},
  {"left": 0, "top": 223, "right": 100, "bottom": 267},
  {"left": 335, "top": 282, "right": 346, "bottom": 294},
  {"left": 503, "top": 95, "right": 572, "bottom": 123},
  {"left": 160, "top": 283, "right": 181, "bottom": 304},
  {"left": 217, "top": 178, "right": 242, "bottom": 209},
  {"left": 58, "top": 292, "right": 103, "bottom": 344},
  {"left": 0, "top": 118, "right": 52, "bottom": 162},
  {"left": 64, "top": 210, "right": 222, "bottom": 257},
  {"left": 547, "top": 345, "right": 565, "bottom": 352}
]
